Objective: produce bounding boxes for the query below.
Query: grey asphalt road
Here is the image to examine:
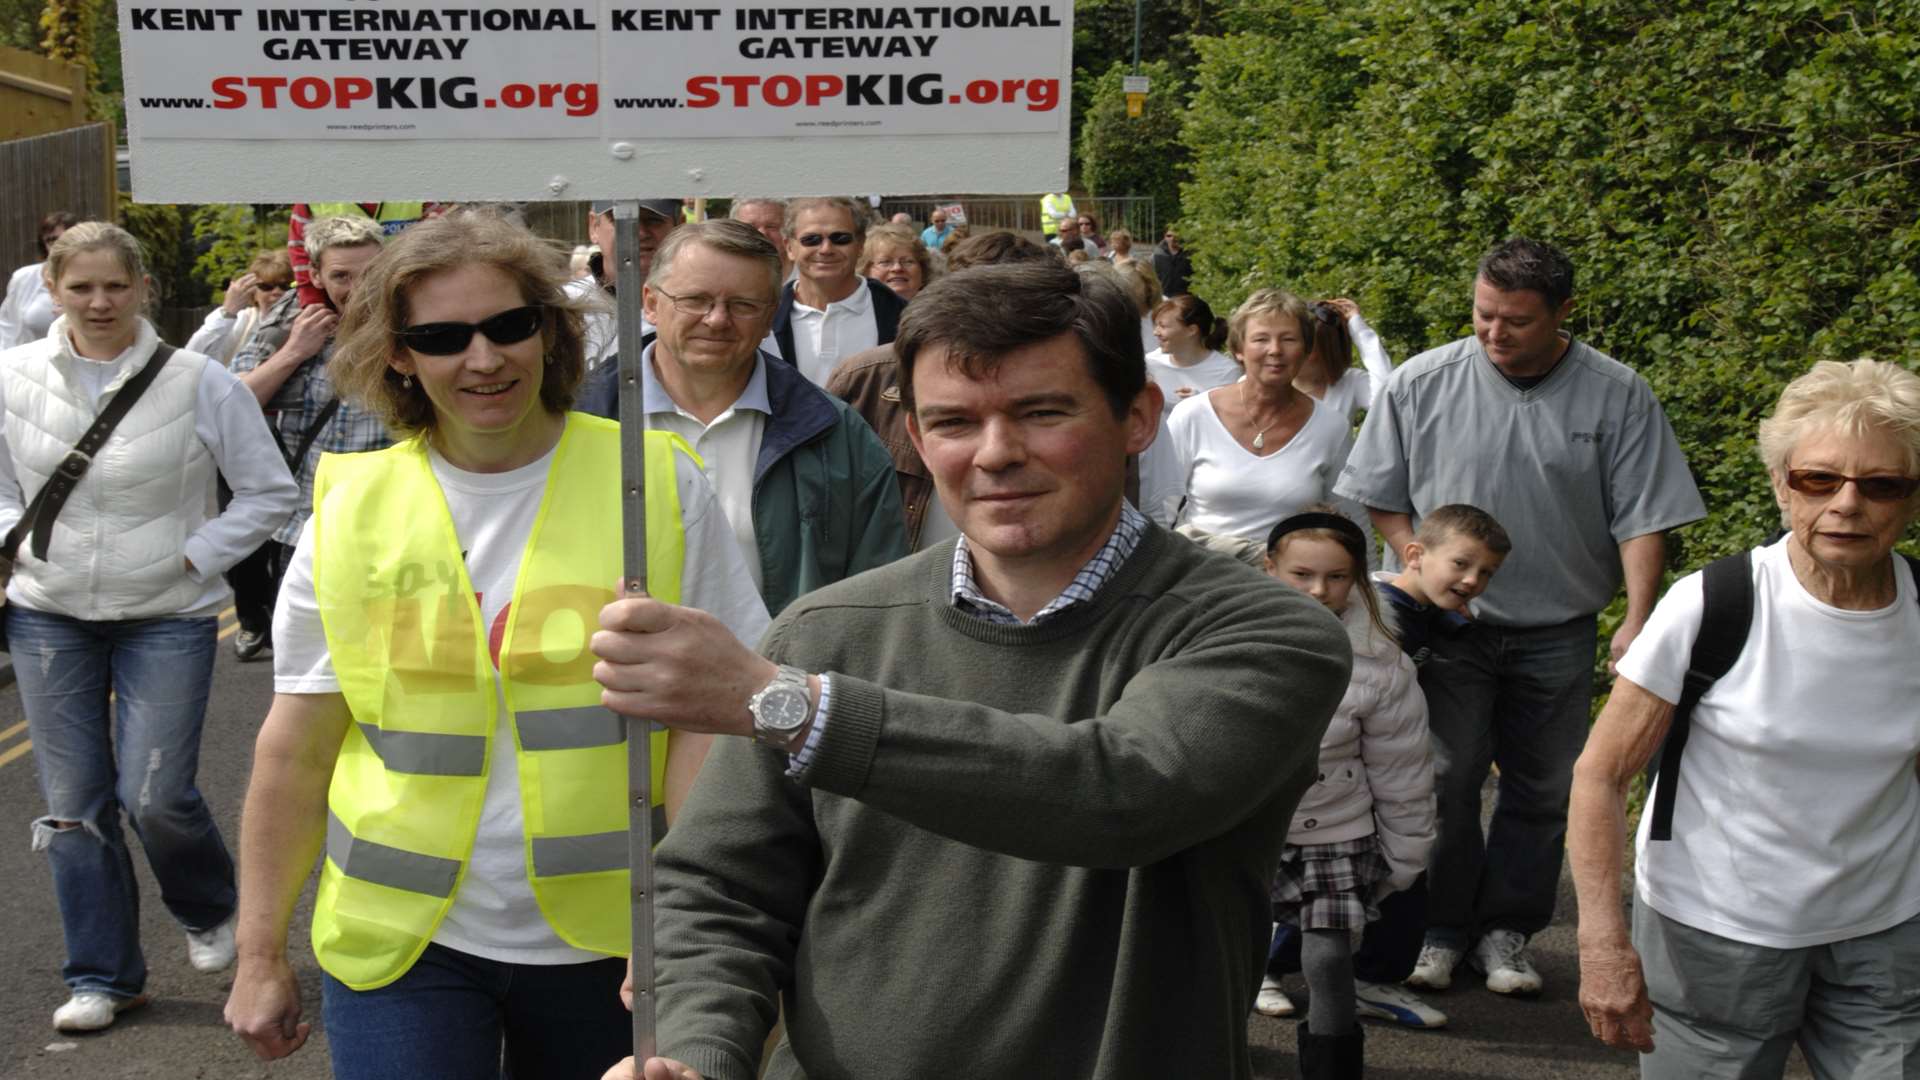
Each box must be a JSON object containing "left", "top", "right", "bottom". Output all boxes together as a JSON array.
[{"left": 0, "top": 613, "right": 1806, "bottom": 1079}]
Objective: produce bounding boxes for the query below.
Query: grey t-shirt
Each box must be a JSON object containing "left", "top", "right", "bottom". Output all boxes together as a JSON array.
[{"left": 1334, "top": 335, "right": 1704, "bottom": 627}]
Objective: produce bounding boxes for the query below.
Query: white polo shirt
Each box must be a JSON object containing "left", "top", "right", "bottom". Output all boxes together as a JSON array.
[{"left": 787, "top": 278, "right": 878, "bottom": 387}]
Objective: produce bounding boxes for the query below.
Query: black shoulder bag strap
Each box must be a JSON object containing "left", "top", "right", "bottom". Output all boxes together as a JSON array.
[
  {"left": 3, "top": 344, "right": 177, "bottom": 565},
  {"left": 287, "top": 397, "right": 342, "bottom": 474}
]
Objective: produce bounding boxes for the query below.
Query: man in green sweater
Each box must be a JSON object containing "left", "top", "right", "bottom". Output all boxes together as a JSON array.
[{"left": 592, "top": 261, "right": 1352, "bottom": 1080}]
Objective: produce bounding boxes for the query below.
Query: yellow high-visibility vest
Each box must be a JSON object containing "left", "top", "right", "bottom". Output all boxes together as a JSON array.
[
  {"left": 309, "top": 413, "right": 687, "bottom": 990},
  {"left": 306, "top": 201, "right": 427, "bottom": 237},
  {"left": 1040, "top": 192, "right": 1076, "bottom": 236}
]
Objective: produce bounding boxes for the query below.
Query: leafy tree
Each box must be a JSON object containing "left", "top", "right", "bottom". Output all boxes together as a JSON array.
[
  {"left": 192, "top": 203, "right": 292, "bottom": 302},
  {"left": 1179, "top": 0, "right": 1920, "bottom": 571},
  {"left": 1078, "top": 59, "right": 1188, "bottom": 224},
  {"left": 1069, "top": 0, "right": 1219, "bottom": 186}
]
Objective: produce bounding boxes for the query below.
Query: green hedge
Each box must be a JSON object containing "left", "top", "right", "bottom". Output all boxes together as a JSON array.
[{"left": 1178, "top": 0, "right": 1920, "bottom": 566}]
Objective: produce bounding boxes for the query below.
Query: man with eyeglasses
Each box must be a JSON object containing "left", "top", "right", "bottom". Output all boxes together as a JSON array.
[
  {"left": 729, "top": 198, "right": 792, "bottom": 282},
  {"left": 580, "top": 219, "right": 905, "bottom": 617},
  {"left": 227, "top": 216, "right": 396, "bottom": 660},
  {"left": 766, "top": 196, "right": 907, "bottom": 388},
  {"left": 1335, "top": 237, "right": 1705, "bottom": 1004},
  {"left": 569, "top": 198, "right": 683, "bottom": 370}
]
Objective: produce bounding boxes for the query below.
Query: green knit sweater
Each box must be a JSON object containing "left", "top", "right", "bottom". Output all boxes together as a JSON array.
[{"left": 653, "top": 525, "right": 1351, "bottom": 1080}]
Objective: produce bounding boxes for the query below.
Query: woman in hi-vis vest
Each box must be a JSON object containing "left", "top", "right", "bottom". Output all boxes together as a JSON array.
[{"left": 222, "top": 212, "right": 770, "bottom": 1080}]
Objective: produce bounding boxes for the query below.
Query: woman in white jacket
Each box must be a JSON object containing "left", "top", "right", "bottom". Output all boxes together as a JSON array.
[
  {"left": 1257, "top": 507, "right": 1436, "bottom": 1080},
  {"left": 182, "top": 248, "right": 294, "bottom": 366},
  {"left": 0, "top": 222, "right": 298, "bottom": 1034},
  {"left": 0, "top": 211, "right": 78, "bottom": 349}
]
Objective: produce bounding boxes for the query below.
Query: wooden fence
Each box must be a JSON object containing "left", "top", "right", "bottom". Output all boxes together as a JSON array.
[{"left": 1, "top": 123, "right": 119, "bottom": 273}]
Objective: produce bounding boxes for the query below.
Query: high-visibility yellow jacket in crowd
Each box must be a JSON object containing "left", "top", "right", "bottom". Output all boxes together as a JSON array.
[
  {"left": 309, "top": 414, "right": 686, "bottom": 989},
  {"left": 306, "top": 200, "right": 428, "bottom": 236},
  {"left": 1039, "top": 192, "right": 1076, "bottom": 235}
]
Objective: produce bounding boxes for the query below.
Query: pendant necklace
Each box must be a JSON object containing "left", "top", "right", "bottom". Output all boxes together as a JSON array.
[{"left": 1240, "top": 380, "right": 1279, "bottom": 450}]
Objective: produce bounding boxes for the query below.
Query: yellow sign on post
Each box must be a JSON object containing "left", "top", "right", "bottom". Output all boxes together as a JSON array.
[{"left": 1123, "top": 74, "right": 1149, "bottom": 120}]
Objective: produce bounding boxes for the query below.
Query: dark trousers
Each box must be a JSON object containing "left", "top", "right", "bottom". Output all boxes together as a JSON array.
[
  {"left": 223, "top": 539, "right": 285, "bottom": 637},
  {"left": 1269, "top": 877, "right": 1428, "bottom": 982}
]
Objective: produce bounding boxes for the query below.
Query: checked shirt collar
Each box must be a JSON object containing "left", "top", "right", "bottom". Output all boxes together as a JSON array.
[{"left": 951, "top": 503, "right": 1146, "bottom": 626}]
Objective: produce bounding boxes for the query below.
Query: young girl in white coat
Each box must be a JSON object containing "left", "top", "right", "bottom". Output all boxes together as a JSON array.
[{"left": 1258, "top": 507, "right": 1436, "bottom": 1079}]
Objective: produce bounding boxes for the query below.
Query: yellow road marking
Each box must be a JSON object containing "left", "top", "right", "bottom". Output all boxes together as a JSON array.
[
  {"left": 0, "top": 720, "right": 25, "bottom": 743},
  {"left": 0, "top": 739, "right": 29, "bottom": 768},
  {"left": 218, "top": 622, "right": 240, "bottom": 642}
]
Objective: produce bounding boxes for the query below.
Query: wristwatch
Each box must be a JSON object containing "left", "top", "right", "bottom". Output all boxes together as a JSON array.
[{"left": 748, "top": 665, "right": 814, "bottom": 749}]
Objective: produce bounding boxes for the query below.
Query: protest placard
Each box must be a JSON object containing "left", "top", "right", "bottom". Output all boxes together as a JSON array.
[{"left": 119, "top": 1, "right": 1073, "bottom": 199}]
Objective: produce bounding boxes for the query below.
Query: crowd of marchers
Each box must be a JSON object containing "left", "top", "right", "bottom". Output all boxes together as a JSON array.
[{"left": 2, "top": 196, "right": 1917, "bottom": 1080}]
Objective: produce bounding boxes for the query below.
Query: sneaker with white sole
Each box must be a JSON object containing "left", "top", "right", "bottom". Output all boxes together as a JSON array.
[
  {"left": 1470, "top": 928, "right": 1544, "bottom": 995},
  {"left": 1406, "top": 941, "right": 1463, "bottom": 991},
  {"left": 186, "top": 916, "right": 237, "bottom": 973},
  {"left": 53, "top": 991, "right": 150, "bottom": 1032},
  {"left": 1355, "top": 979, "right": 1449, "bottom": 1029},
  {"left": 1254, "top": 975, "right": 1296, "bottom": 1018}
]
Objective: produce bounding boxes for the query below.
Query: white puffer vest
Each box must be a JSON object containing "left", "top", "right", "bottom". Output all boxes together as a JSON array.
[{"left": 4, "top": 318, "right": 218, "bottom": 620}]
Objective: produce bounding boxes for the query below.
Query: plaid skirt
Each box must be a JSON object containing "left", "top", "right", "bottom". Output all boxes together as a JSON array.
[{"left": 1270, "top": 835, "right": 1391, "bottom": 933}]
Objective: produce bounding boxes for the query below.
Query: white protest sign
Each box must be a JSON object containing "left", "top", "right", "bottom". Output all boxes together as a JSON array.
[{"left": 118, "top": 1, "right": 1073, "bottom": 199}]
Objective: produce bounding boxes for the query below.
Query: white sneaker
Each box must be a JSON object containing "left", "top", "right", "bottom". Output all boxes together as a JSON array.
[
  {"left": 1354, "top": 979, "right": 1449, "bottom": 1029},
  {"left": 52, "top": 991, "right": 149, "bottom": 1032},
  {"left": 186, "top": 916, "right": 237, "bottom": 973},
  {"left": 1406, "top": 941, "right": 1463, "bottom": 990},
  {"left": 1470, "top": 929, "right": 1544, "bottom": 995},
  {"left": 1254, "top": 976, "right": 1296, "bottom": 1017}
]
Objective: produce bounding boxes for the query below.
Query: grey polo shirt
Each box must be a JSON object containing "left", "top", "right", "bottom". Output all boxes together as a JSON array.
[{"left": 1334, "top": 335, "right": 1704, "bottom": 628}]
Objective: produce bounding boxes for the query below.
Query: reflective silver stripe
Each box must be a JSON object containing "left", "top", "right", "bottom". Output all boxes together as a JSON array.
[
  {"left": 327, "top": 811, "right": 461, "bottom": 898},
  {"left": 356, "top": 723, "right": 486, "bottom": 777},
  {"left": 516, "top": 707, "right": 624, "bottom": 752},
  {"left": 530, "top": 830, "right": 631, "bottom": 877}
]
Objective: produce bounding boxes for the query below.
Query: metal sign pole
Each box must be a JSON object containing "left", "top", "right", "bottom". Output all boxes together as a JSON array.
[{"left": 612, "top": 200, "right": 657, "bottom": 1063}]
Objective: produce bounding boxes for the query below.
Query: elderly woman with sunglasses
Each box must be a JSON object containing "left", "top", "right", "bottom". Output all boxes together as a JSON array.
[
  {"left": 183, "top": 249, "right": 295, "bottom": 366},
  {"left": 223, "top": 212, "right": 769, "bottom": 1080},
  {"left": 1569, "top": 358, "right": 1920, "bottom": 1080}
]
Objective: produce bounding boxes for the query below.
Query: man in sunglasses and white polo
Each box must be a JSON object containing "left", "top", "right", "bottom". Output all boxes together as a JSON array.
[
  {"left": 581, "top": 220, "right": 905, "bottom": 618},
  {"left": 765, "top": 196, "right": 907, "bottom": 388},
  {"left": 1335, "top": 237, "right": 1705, "bottom": 1006},
  {"left": 227, "top": 215, "right": 396, "bottom": 659}
]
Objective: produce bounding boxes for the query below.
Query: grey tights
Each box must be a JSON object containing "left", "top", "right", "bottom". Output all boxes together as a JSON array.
[{"left": 1302, "top": 928, "right": 1357, "bottom": 1035}]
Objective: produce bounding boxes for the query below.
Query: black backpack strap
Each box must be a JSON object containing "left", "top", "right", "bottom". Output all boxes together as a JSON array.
[
  {"left": 1647, "top": 550, "right": 1754, "bottom": 841},
  {"left": 4, "top": 344, "right": 177, "bottom": 563}
]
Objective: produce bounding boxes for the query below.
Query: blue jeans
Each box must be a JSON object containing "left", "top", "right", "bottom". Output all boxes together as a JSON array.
[
  {"left": 1419, "top": 615, "right": 1597, "bottom": 947},
  {"left": 11, "top": 605, "right": 233, "bottom": 999},
  {"left": 321, "top": 943, "right": 631, "bottom": 1080}
]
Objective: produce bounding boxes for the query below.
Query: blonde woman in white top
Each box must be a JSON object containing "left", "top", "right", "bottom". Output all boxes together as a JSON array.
[
  {"left": 1, "top": 222, "right": 298, "bottom": 1034},
  {"left": 1157, "top": 289, "right": 1354, "bottom": 540},
  {"left": 1571, "top": 359, "right": 1920, "bottom": 1079}
]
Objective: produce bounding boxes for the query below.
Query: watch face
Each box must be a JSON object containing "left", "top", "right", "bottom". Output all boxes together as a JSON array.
[{"left": 761, "top": 686, "right": 811, "bottom": 731}]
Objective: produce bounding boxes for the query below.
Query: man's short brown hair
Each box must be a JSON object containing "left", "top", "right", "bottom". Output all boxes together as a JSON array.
[{"left": 894, "top": 261, "right": 1146, "bottom": 419}]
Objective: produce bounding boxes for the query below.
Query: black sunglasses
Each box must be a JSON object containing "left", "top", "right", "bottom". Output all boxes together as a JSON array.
[
  {"left": 397, "top": 306, "right": 543, "bottom": 356},
  {"left": 1785, "top": 469, "right": 1920, "bottom": 503},
  {"left": 797, "top": 231, "right": 856, "bottom": 248}
]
